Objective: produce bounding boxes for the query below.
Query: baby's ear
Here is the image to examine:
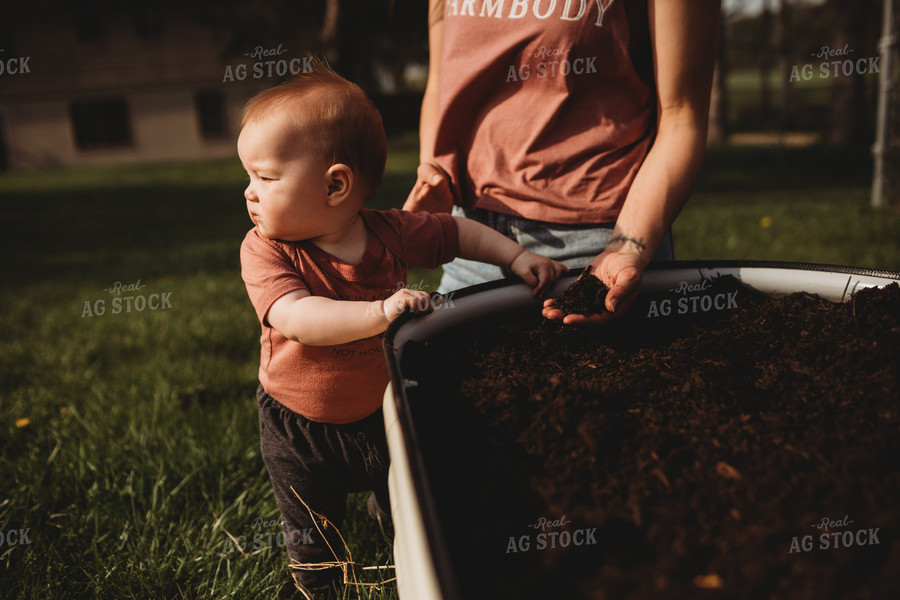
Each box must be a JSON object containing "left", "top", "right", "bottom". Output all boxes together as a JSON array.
[{"left": 325, "top": 163, "right": 354, "bottom": 206}]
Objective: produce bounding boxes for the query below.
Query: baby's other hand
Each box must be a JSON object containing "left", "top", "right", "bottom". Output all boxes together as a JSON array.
[
  {"left": 510, "top": 251, "right": 569, "bottom": 298},
  {"left": 382, "top": 288, "right": 434, "bottom": 323}
]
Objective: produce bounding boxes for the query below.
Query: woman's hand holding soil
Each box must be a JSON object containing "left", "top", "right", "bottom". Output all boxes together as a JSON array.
[
  {"left": 541, "top": 251, "right": 643, "bottom": 325},
  {"left": 544, "top": 249, "right": 644, "bottom": 325},
  {"left": 589, "top": 247, "right": 644, "bottom": 316}
]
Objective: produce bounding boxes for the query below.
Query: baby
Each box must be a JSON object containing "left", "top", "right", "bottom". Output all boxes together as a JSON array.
[{"left": 239, "top": 59, "right": 567, "bottom": 597}]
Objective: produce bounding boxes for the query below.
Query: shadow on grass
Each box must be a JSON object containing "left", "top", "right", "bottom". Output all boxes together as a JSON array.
[{"left": 0, "top": 171, "right": 414, "bottom": 288}]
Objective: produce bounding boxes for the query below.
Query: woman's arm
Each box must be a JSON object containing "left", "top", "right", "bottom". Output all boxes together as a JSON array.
[
  {"left": 403, "top": 0, "right": 454, "bottom": 213},
  {"left": 548, "top": 0, "right": 721, "bottom": 324},
  {"left": 419, "top": 0, "right": 445, "bottom": 170},
  {"left": 609, "top": 0, "right": 721, "bottom": 265}
]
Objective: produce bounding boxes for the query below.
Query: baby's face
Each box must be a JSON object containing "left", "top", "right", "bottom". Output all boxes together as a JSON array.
[{"left": 238, "top": 116, "right": 335, "bottom": 242}]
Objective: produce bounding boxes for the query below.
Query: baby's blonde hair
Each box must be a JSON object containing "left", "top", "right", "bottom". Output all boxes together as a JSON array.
[{"left": 241, "top": 57, "right": 387, "bottom": 197}]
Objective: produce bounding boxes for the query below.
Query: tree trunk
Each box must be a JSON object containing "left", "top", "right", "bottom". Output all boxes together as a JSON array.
[
  {"left": 775, "top": 0, "right": 793, "bottom": 150},
  {"left": 872, "top": 0, "right": 899, "bottom": 207},
  {"left": 828, "top": 0, "right": 872, "bottom": 146},
  {"left": 321, "top": 0, "right": 340, "bottom": 62},
  {"left": 708, "top": 11, "right": 730, "bottom": 143},
  {"left": 759, "top": 0, "right": 774, "bottom": 128}
]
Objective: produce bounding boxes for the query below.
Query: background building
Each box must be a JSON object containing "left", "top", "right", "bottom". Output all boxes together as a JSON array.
[{"left": 0, "top": 0, "right": 427, "bottom": 171}]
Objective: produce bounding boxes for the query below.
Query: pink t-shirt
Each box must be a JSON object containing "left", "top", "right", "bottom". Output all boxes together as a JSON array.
[
  {"left": 433, "top": 0, "right": 655, "bottom": 224},
  {"left": 241, "top": 208, "right": 459, "bottom": 424}
]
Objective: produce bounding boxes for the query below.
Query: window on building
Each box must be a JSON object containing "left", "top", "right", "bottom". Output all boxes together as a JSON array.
[
  {"left": 195, "top": 91, "right": 228, "bottom": 139},
  {"left": 70, "top": 99, "right": 133, "bottom": 150}
]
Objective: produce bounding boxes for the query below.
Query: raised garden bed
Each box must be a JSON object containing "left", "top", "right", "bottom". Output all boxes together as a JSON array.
[{"left": 383, "top": 262, "right": 900, "bottom": 600}]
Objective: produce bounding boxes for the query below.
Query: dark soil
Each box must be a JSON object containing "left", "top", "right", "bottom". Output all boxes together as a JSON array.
[
  {"left": 402, "top": 279, "right": 900, "bottom": 600},
  {"left": 553, "top": 272, "right": 610, "bottom": 316}
]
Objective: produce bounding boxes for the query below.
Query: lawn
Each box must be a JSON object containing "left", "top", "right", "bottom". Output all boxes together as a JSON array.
[
  {"left": 0, "top": 136, "right": 897, "bottom": 599},
  {"left": 677, "top": 143, "right": 899, "bottom": 269}
]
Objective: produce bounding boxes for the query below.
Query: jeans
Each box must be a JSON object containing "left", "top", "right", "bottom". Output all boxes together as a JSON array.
[{"left": 439, "top": 206, "right": 675, "bottom": 294}]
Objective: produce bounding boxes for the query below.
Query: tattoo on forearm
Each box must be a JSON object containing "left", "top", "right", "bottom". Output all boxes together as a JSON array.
[{"left": 608, "top": 235, "right": 647, "bottom": 251}]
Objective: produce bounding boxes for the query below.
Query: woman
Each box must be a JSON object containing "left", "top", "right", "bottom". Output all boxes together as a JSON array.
[{"left": 403, "top": 0, "right": 721, "bottom": 325}]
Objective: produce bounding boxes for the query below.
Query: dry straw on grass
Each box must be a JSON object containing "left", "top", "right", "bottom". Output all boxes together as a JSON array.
[{"left": 290, "top": 487, "right": 396, "bottom": 600}]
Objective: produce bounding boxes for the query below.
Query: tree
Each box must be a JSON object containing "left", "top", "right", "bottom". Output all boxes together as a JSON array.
[
  {"left": 872, "top": 0, "right": 899, "bottom": 207},
  {"left": 828, "top": 0, "right": 881, "bottom": 146},
  {"left": 708, "top": 10, "right": 730, "bottom": 143}
]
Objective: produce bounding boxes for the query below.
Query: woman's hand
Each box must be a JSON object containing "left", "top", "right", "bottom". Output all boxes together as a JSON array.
[
  {"left": 403, "top": 163, "right": 454, "bottom": 214},
  {"left": 542, "top": 248, "right": 643, "bottom": 325}
]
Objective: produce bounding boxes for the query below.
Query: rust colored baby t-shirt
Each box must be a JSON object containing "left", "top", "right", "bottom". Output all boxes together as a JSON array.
[
  {"left": 241, "top": 208, "right": 459, "bottom": 424},
  {"left": 432, "top": 0, "right": 655, "bottom": 225}
]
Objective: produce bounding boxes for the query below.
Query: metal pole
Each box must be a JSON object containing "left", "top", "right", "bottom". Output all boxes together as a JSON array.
[{"left": 872, "top": 0, "right": 895, "bottom": 209}]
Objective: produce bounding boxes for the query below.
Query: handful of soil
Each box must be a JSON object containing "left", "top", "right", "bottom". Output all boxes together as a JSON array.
[{"left": 551, "top": 271, "right": 609, "bottom": 316}]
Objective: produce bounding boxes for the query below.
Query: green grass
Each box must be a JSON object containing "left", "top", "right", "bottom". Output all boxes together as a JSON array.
[
  {"left": 725, "top": 68, "right": 880, "bottom": 133},
  {"left": 677, "top": 144, "right": 899, "bottom": 270},
  {"left": 0, "top": 136, "right": 897, "bottom": 598},
  {"left": 0, "top": 143, "right": 414, "bottom": 599}
]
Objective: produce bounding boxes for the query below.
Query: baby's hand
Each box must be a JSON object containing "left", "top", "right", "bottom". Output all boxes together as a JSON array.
[
  {"left": 510, "top": 251, "right": 569, "bottom": 298},
  {"left": 381, "top": 288, "right": 434, "bottom": 323}
]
